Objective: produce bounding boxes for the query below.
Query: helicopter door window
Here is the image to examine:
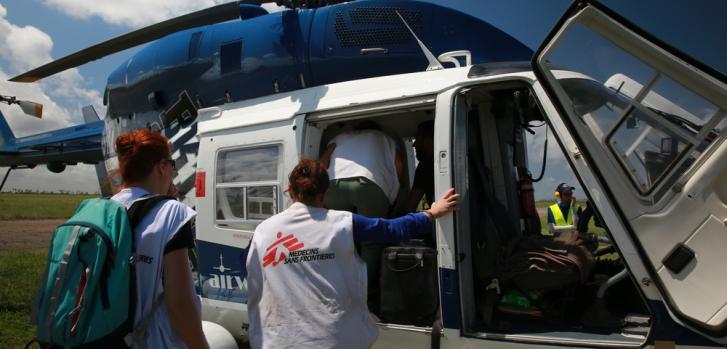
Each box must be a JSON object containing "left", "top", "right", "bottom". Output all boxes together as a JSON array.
[
  {"left": 605, "top": 73, "right": 723, "bottom": 193},
  {"left": 608, "top": 104, "right": 691, "bottom": 192},
  {"left": 215, "top": 145, "right": 280, "bottom": 231},
  {"left": 538, "top": 22, "right": 725, "bottom": 199}
]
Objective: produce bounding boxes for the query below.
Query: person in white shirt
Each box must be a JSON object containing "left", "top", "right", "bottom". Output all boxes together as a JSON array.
[
  {"left": 319, "top": 121, "right": 405, "bottom": 313},
  {"left": 111, "top": 129, "right": 208, "bottom": 349},
  {"left": 246, "top": 159, "right": 459, "bottom": 349}
]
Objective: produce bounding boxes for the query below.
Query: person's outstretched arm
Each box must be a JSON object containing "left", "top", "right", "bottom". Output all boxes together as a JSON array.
[
  {"left": 164, "top": 250, "right": 209, "bottom": 349},
  {"left": 353, "top": 188, "right": 459, "bottom": 243},
  {"left": 320, "top": 143, "right": 336, "bottom": 169}
]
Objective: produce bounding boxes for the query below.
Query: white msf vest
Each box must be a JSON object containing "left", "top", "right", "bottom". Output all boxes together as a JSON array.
[
  {"left": 328, "top": 130, "right": 400, "bottom": 203},
  {"left": 111, "top": 188, "right": 199, "bottom": 349},
  {"left": 246, "top": 202, "right": 378, "bottom": 349}
]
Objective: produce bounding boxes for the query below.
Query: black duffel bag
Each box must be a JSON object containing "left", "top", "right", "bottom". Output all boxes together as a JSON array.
[{"left": 379, "top": 245, "right": 438, "bottom": 326}]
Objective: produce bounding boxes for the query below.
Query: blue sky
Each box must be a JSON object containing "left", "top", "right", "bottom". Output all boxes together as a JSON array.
[{"left": 0, "top": 0, "right": 723, "bottom": 199}]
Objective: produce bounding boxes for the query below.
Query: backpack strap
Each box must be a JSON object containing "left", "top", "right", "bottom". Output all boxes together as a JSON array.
[
  {"left": 127, "top": 195, "right": 176, "bottom": 231},
  {"left": 122, "top": 194, "right": 175, "bottom": 348},
  {"left": 124, "top": 194, "right": 176, "bottom": 268},
  {"left": 44, "top": 225, "right": 89, "bottom": 346}
]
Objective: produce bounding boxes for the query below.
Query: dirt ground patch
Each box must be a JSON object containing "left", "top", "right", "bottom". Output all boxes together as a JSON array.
[{"left": 0, "top": 220, "right": 63, "bottom": 252}]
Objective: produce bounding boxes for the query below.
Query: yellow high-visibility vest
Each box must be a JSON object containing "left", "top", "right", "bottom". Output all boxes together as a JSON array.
[{"left": 549, "top": 203, "right": 573, "bottom": 226}]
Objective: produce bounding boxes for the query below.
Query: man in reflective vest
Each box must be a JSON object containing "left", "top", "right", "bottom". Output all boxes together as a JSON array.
[{"left": 545, "top": 183, "right": 580, "bottom": 236}]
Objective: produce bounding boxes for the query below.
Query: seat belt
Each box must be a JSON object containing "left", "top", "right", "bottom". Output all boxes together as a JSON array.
[{"left": 430, "top": 306, "right": 443, "bottom": 349}]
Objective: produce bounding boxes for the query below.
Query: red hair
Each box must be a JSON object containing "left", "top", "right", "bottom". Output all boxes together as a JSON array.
[
  {"left": 288, "top": 159, "right": 329, "bottom": 204},
  {"left": 115, "top": 129, "right": 171, "bottom": 184}
]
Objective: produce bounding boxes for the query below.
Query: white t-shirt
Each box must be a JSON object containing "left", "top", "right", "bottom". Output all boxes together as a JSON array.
[
  {"left": 246, "top": 202, "right": 378, "bottom": 349},
  {"left": 328, "top": 130, "right": 400, "bottom": 203},
  {"left": 111, "top": 187, "right": 198, "bottom": 349}
]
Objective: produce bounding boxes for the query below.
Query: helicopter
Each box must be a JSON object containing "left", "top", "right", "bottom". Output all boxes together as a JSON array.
[{"left": 3, "top": 0, "right": 727, "bottom": 348}]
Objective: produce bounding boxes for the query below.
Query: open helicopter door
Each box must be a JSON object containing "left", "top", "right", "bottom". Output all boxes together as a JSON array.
[{"left": 532, "top": 1, "right": 727, "bottom": 342}]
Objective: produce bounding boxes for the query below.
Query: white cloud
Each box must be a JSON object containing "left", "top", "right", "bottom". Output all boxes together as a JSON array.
[
  {"left": 0, "top": 15, "right": 53, "bottom": 72},
  {"left": 0, "top": 69, "right": 71, "bottom": 136},
  {"left": 525, "top": 123, "right": 565, "bottom": 163},
  {"left": 0, "top": 3, "right": 102, "bottom": 136},
  {"left": 525, "top": 124, "right": 581, "bottom": 200},
  {"left": 0, "top": 4, "right": 100, "bottom": 193},
  {"left": 43, "top": 0, "right": 285, "bottom": 29}
]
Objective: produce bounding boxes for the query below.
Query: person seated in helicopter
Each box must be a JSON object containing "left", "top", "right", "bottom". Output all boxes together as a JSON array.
[{"left": 396, "top": 120, "right": 435, "bottom": 215}]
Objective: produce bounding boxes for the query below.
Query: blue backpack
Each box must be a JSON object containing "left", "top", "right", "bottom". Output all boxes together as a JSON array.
[{"left": 28, "top": 195, "right": 172, "bottom": 349}]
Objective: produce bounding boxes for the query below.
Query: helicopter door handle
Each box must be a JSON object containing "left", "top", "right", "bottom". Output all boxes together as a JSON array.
[
  {"left": 438, "top": 151, "right": 448, "bottom": 173},
  {"left": 360, "top": 48, "right": 389, "bottom": 55},
  {"left": 662, "top": 243, "right": 695, "bottom": 274}
]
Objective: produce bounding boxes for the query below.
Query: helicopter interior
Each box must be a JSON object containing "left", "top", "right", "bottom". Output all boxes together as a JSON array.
[
  {"left": 304, "top": 81, "right": 651, "bottom": 345},
  {"left": 455, "top": 83, "right": 651, "bottom": 346}
]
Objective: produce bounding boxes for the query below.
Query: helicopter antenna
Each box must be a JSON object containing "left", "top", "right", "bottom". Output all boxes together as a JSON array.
[{"left": 395, "top": 10, "right": 443, "bottom": 71}]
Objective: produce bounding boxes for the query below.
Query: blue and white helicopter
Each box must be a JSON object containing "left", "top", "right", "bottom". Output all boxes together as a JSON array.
[{"left": 3, "top": 1, "right": 726, "bottom": 348}]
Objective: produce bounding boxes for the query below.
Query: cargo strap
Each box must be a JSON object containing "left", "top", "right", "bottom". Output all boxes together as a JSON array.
[
  {"left": 122, "top": 194, "right": 174, "bottom": 349},
  {"left": 483, "top": 278, "right": 501, "bottom": 328},
  {"left": 430, "top": 318, "right": 443, "bottom": 349},
  {"left": 44, "top": 225, "right": 86, "bottom": 347}
]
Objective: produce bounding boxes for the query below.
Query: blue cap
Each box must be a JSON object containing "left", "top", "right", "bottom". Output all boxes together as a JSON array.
[{"left": 556, "top": 183, "right": 575, "bottom": 193}]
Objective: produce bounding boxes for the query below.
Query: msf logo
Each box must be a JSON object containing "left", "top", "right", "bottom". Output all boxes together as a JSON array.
[{"left": 263, "top": 232, "right": 304, "bottom": 268}]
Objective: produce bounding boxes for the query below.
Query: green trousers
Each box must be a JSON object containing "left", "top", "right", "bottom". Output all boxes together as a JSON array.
[{"left": 324, "top": 177, "right": 390, "bottom": 313}]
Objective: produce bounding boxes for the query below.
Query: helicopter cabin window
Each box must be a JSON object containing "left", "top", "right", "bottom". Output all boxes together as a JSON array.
[
  {"left": 188, "top": 31, "right": 202, "bottom": 61},
  {"left": 220, "top": 40, "right": 242, "bottom": 75},
  {"left": 215, "top": 145, "right": 279, "bottom": 230},
  {"left": 539, "top": 23, "right": 725, "bottom": 201}
]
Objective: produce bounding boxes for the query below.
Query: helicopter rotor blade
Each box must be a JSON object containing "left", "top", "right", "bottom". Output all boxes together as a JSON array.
[{"left": 9, "top": 1, "right": 263, "bottom": 83}]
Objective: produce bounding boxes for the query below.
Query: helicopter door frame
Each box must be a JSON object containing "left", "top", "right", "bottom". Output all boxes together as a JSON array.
[
  {"left": 301, "top": 96, "right": 446, "bottom": 347},
  {"left": 533, "top": 1, "right": 727, "bottom": 341},
  {"left": 434, "top": 76, "right": 655, "bottom": 347},
  {"left": 432, "top": 86, "right": 460, "bottom": 333}
]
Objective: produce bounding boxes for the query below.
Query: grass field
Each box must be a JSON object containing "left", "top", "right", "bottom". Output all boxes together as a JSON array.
[
  {"left": 0, "top": 250, "right": 46, "bottom": 348},
  {"left": 0, "top": 193, "right": 95, "bottom": 220},
  {"left": 0, "top": 193, "right": 88, "bottom": 347}
]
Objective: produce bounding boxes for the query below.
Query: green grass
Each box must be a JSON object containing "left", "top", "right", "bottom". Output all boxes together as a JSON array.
[
  {"left": 0, "top": 250, "right": 46, "bottom": 348},
  {"left": 535, "top": 199, "right": 554, "bottom": 209},
  {"left": 536, "top": 200, "right": 618, "bottom": 260},
  {"left": 0, "top": 193, "right": 95, "bottom": 220}
]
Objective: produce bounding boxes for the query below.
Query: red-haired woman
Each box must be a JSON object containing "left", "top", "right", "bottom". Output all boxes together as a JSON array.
[
  {"left": 111, "top": 129, "right": 208, "bottom": 349},
  {"left": 246, "top": 159, "right": 459, "bottom": 349}
]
